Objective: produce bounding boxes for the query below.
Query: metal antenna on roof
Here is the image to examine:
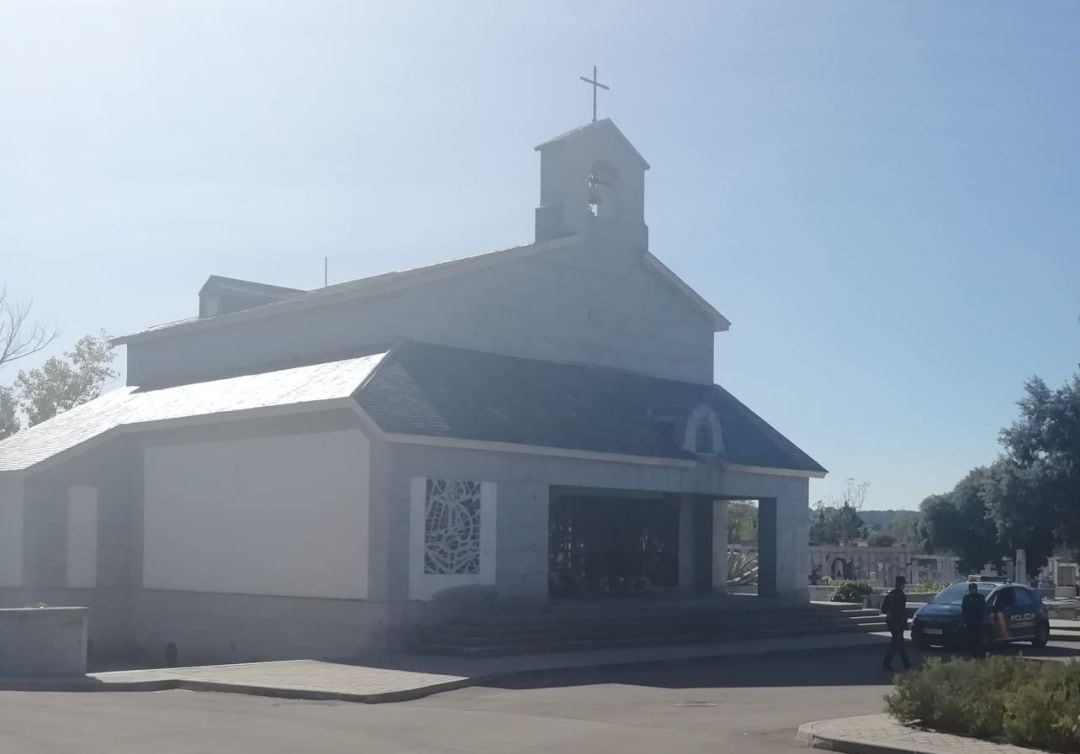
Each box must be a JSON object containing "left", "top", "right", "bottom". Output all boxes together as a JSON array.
[{"left": 324, "top": 257, "right": 328, "bottom": 288}]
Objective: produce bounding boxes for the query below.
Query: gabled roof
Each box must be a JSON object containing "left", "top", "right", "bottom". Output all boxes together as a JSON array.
[
  {"left": 0, "top": 354, "right": 386, "bottom": 473},
  {"left": 535, "top": 119, "right": 651, "bottom": 170},
  {"left": 114, "top": 235, "right": 730, "bottom": 343},
  {"left": 0, "top": 341, "right": 823, "bottom": 476},
  {"left": 357, "top": 341, "right": 825, "bottom": 474},
  {"left": 114, "top": 237, "right": 578, "bottom": 344}
]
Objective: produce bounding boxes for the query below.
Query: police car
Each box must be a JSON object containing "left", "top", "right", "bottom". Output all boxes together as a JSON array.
[{"left": 910, "top": 581, "right": 1050, "bottom": 650}]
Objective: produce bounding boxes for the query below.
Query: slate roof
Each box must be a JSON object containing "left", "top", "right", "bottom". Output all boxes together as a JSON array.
[
  {"left": 356, "top": 341, "right": 825, "bottom": 474},
  {"left": 0, "top": 341, "right": 824, "bottom": 476},
  {"left": 0, "top": 355, "right": 385, "bottom": 472}
]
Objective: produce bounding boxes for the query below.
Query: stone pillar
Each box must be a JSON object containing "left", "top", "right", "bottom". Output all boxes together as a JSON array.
[
  {"left": 772, "top": 489, "right": 811, "bottom": 603},
  {"left": 758, "top": 498, "right": 778, "bottom": 598},
  {"left": 677, "top": 495, "right": 695, "bottom": 592},
  {"left": 711, "top": 500, "right": 729, "bottom": 594}
]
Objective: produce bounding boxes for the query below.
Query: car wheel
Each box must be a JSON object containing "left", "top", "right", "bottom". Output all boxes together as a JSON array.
[{"left": 1032, "top": 621, "right": 1050, "bottom": 648}]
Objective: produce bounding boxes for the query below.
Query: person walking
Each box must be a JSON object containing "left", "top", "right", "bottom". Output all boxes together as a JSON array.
[
  {"left": 961, "top": 581, "right": 987, "bottom": 659},
  {"left": 881, "top": 576, "right": 912, "bottom": 671}
]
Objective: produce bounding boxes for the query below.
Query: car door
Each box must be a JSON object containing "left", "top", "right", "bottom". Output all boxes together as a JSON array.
[
  {"left": 1009, "top": 587, "right": 1041, "bottom": 639},
  {"left": 988, "top": 587, "right": 1017, "bottom": 642}
]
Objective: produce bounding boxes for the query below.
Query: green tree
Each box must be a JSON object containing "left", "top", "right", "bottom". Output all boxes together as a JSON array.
[
  {"left": 867, "top": 532, "right": 896, "bottom": 548},
  {"left": 727, "top": 501, "right": 758, "bottom": 545},
  {"left": 983, "top": 458, "right": 1057, "bottom": 578},
  {"left": 998, "top": 374, "right": 1080, "bottom": 551},
  {"left": 0, "top": 385, "right": 17, "bottom": 439},
  {"left": 810, "top": 503, "right": 867, "bottom": 545},
  {"left": 810, "top": 478, "right": 870, "bottom": 545},
  {"left": 13, "top": 332, "right": 117, "bottom": 427},
  {"left": 919, "top": 468, "right": 1008, "bottom": 575}
]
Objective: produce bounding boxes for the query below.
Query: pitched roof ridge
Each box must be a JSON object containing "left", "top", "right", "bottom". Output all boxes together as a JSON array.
[{"left": 115, "top": 235, "right": 582, "bottom": 345}]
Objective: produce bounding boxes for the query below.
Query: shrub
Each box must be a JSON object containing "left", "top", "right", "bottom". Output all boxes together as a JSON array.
[
  {"left": 886, "top": 657, "right": 1080, "bottom": 753},
  {"left": 831, "top": 581, "right": 874, "bottom": 603},
  {"left": 911, "top": 581, "right": 949, "bottom": 595}
]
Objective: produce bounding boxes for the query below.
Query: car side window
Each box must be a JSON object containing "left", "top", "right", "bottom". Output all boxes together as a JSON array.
[
  {"left": 994, "top": 588, "right": 1016, "bottom": 608},
  {"left": 1016, "top": 588, "right": 1039, "bottom": 608}
]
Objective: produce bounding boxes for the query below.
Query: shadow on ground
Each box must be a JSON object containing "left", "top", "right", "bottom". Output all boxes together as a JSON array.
[
  {"left": 479, "top": 642, "right": 1080, "bottom": 693},
  {"left": 484, "top": 645, "right": 900, "bottom": 691}
]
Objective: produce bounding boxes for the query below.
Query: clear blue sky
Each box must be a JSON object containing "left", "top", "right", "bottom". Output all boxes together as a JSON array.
[{"left": 2, "top": 1, "right": 1078, "bottom": 510}]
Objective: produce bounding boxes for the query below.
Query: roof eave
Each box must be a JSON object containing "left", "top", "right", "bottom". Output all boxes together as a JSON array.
[
  {"left": 535, "top": 119, "right": 651, "bottom": 170},
  {"left": 113, "top": 235, "right": 584, "bottom": 346},
  {"left": 643, "top": 253, "right": 731, "bottom": 332}
]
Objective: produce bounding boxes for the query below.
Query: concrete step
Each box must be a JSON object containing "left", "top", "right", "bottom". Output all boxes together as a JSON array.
[
  {"left": 444, "top": 606, "right": 879, "bottom": 631},
  {"left": 416, "top": 622, "right": 885, "bottom": 658},
  {"left": 426, "top": 628, "right": 891, "bottom": 649},
  {"left": 431, "top": 615, "right": 887, "bottom": 641}
]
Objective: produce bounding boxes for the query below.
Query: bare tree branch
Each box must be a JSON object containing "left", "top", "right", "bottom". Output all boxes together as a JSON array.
[{"left": 0, "top": 287, "right": 59, "bottom": 370}]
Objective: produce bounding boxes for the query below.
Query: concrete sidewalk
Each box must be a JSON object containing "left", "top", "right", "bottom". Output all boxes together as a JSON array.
[
  {"left": 798, "top": 714, "right": 1047, "bottom": 754},
  {"left": 0, "top": 630, "right": 890, "bottom": 704}
]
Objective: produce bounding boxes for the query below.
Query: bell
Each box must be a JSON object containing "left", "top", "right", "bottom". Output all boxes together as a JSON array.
[{"left": 587, "top": 173, "right": 604, "bottom": 206}]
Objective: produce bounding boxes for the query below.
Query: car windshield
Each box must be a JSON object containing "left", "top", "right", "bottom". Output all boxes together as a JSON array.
[{"left": 931, "top": 582, "right": 995, "bottom": 606}]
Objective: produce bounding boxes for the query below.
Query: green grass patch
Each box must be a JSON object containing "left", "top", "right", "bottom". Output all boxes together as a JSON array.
[{"left": 885, "top": 656, "right": 1080, "bottom": 753}]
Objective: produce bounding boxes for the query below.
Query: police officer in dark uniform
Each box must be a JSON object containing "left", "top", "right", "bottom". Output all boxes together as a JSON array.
[
  {"left": 961, "top": 581, "right": 987, "bottom": 659},
  {"left": 882, "top": 576, "right": 912, "bottom": 671}
]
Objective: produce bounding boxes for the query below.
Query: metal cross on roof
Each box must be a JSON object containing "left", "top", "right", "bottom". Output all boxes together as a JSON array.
[{"left": 579, "top": 65, "right": 610, "bottom": 123}]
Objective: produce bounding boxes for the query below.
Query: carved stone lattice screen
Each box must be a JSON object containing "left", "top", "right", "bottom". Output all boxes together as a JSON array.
[{"left": 424, "top": 479, "right": 482, "bottom": 575}]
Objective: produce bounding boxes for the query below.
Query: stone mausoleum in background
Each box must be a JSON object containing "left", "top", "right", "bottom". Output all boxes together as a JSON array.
[{"left": 0, "top": 119, "right": 825, "bottom": 663}]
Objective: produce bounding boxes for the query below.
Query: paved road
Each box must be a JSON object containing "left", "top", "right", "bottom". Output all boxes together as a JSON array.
[{"left": 1, "top": 642, "right": 1077, "bottom": 754}]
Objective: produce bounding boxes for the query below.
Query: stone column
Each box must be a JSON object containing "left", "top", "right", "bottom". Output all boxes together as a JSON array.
[
  {"left": 677, "top": 495, "right": 695, "bottom": 592},
  {"left": 711, "top": 500, "right": 729, "bottom": 594},
  {"left": 772, "top": 490, "right": 811, "bottom": 603},
  {"left": 757, "top": 498, "right": 778, "bottom": 598}
]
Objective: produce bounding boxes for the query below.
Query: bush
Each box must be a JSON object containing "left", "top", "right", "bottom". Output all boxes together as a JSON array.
[
  {"left": 911, "top": 581, "right": 949, "bottom": 594},
  {"left": 831, "top": 581, "right": 874, "bottom": 602},
  {"left": 886, "top": 657, "right": 1080, "bottom": 753}
]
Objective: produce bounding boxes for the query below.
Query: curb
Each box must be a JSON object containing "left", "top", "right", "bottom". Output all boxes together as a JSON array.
[
  {"left": 1, "top": 634, "right": 890, "bottom": 705},
  {"left": 171, "top": 676, "right": 483, "bottom": 704},
  {"left": 0, "top": 677, "right": 176, "bottom": 693},
  {"left": 796, "top": 716, "right": 1048, "bottom": 754},
  {"left": 172, "top": 637, "right": 886, "bottom": 703},
  {"left": 797, "top": 721, "right": 933, "bottom": 754},
  {"left": 0, "top": 675, "right": 480, "bottom": 704}
]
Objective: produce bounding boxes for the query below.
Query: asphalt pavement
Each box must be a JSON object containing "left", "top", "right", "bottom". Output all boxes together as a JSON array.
[{"left": 1, "top": 641, "right": 1077, "bottom": 754}]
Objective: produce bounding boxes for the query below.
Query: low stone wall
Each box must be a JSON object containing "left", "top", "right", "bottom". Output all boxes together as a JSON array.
[
  {"left": 864, "top": 592, "right": 936, "bottom": 609},
  {"left": 0, "top": 607, "right": 88, "bottom": 676}
]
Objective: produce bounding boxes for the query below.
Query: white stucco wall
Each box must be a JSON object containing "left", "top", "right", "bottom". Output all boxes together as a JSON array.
[
  {"left": 66, "top": 485, "right": 98, "bottom": 588},
  {"left": 143, "top": 429, "right": 371, "bottom": 600},
  {"left": 125, "top": 239, "right": 716, "bottom": 387},
  {"left": 0, "top": 477, "right": 23, "bottom": 588},
  {"left": 408, "top": 477, "right": 497, "bottom": 600}
]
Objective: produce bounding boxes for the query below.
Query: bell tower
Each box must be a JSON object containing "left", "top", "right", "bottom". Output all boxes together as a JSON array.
[{"left": 533, "top": 119, "right": 650, "bottom": 249}]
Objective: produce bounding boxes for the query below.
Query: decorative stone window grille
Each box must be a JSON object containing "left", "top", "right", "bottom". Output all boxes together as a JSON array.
[{"left": 424, "top": 479, "right": 482, "bottom": 575}]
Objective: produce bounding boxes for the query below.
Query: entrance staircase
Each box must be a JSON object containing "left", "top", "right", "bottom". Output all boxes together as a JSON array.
[{"left": 413, "top": 595, "right": 887, "bottom": 657}]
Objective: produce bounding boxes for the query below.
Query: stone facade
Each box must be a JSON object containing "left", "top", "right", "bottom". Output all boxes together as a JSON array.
[{"left": 810, "top": 545, "right": 960, "bottom": 588}]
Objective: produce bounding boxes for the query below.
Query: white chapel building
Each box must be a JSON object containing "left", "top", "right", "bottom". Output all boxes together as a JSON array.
[{"left": 0, "top": 119, "right": 825, "bottom": 663}]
